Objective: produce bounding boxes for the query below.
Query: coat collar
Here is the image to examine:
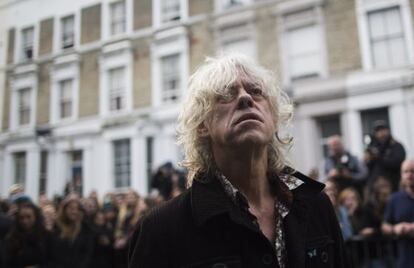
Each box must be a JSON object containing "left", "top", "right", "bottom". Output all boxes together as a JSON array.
[{"left": 190, "top": 170, "right": 325, "bottom": 227}]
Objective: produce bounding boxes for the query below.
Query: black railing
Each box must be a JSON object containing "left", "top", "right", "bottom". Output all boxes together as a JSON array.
[{"left": 345, "top": 235, "right": 397, "bottom": 268}]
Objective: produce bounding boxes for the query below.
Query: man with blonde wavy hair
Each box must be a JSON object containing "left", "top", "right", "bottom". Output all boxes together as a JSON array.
[{"left": 129, "top": 54, "right": 347, "bottom": 267}]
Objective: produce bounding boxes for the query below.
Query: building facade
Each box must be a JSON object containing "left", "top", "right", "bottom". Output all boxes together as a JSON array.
[{"left": 0, "top": 0, "right": 413, "bottom": 200}]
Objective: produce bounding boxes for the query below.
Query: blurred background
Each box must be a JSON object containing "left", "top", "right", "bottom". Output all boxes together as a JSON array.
[{"left": 1, "top": 0, "right": 413, "bottom": 201}]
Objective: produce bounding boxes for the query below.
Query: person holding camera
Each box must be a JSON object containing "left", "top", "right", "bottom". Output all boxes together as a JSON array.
[
  {"left": 365, "top": 121, "right": 406, "bottom": 192},
  {"left": 322, "top": 135, "right": 368, "bottom": 193}
]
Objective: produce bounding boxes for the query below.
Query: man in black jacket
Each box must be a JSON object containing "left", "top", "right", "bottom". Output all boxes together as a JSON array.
[
  {"left": 365, "top": 121, "right": 406, "bottom": 192},
  {"left": 129, "top": 54, "right": 348, "bottom": 268}
]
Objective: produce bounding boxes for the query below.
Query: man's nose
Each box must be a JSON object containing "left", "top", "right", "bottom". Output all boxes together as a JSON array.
[{"left": 236, "top": 87, "right": 253, "bottom": 109}]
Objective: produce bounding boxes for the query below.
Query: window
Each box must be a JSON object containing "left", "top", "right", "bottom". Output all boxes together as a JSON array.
[
  {"left": 61, "top": 15, "right": 75, "bottom": 49},
  {"left": 219, "top": 23, "right": 256, "bottom": 59},
  {"left": 113, "top": 139, "right": 131, "bottom": 188},
  {"left": 18, "top": 88, "right": 31, "bottom": 126},
  {"left": 14, "top": 152, "right": 26, "bottom": 185},
  {"left": 286, "top": 24, "right": 322, "bottom": 80},
  {"left": 110, "top": 1, "right": 126, "bottom": 35},
  {"left": 161, "top": 0, "right": 181, "bottom": 23},
  {"left": 161, "top": 54, "right": 180, "bottom": 102},
  {"left": 368, "top": 7, "right": 407, "bottom": 68},
  {"left": 109, "top": 67, "right": 126, "bottom": 111},
  {"left": 67, "top": 150, "right": 83, "bottom": 196},
  {"left": 21, "top": 27, "right": 34, "bottom": 60},
  {"left": 316, "top": 115, "right": 341, "bottom": 158},
  {"left": 59, "top": 79, "right": 73, "bottom": 119}
]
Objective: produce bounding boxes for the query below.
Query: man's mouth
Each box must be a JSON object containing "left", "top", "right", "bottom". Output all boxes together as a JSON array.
[{"left": 234, "top": 113, "right": 263, "bottom": 125}]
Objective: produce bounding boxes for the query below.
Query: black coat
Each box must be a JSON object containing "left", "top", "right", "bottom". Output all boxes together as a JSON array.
[
  {"left": 366, "top": 137, "right": 406, "bottom": 191},
  {"left": 53, "top": 222, "right": 95, "bottom": 268},
  {"left": 3, "top": 230, "right": 56, "bottom": 268},
  {"left": 129, "top": 172, "right": 348, "bottom": 268}
]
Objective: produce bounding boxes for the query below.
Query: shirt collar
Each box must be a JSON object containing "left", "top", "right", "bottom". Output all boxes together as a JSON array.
[{"left": 190, "top": 170, "right": 324, "bottom": 227}]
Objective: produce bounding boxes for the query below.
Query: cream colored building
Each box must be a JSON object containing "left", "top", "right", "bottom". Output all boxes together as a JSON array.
[{"left": 0, "top": 0, "right": 413, "bottom": 200}]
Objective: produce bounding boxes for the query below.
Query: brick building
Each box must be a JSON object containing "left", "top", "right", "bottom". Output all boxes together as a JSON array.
[{"left": 0, "top": 0, "right": 413, "bottom": 200}]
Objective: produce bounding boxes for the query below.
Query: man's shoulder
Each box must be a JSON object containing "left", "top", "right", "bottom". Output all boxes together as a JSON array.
[
  {"left": 140, "top": 189, "right": 192, "bottom": 228},
  {"left": 388, "top": 190, "right": 410, "bottom": 204}
]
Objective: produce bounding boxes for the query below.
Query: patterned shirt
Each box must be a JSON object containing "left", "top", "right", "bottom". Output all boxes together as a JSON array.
[{"left": 217, "top": 172, "right": 303, "bottom": 268}]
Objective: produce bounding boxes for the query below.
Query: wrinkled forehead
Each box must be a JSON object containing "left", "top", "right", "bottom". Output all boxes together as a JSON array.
[{"left": 205, "top": 62, "right": 266, "bottom": 95}]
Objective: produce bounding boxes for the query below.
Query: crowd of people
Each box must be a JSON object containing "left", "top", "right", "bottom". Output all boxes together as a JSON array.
[
  {"left": 0, "top": 163, "right": 186, "bottom": 268},
  {"left": 0, "top": 119, "right": 412, "bottom": 267},
  {"left": 318, "top": 121, "right": 414, "bottom": 267}
]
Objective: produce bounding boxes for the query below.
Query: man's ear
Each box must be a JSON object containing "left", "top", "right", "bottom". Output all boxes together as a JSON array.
[{"left": 197, "top": 122, "right": 210, "bottom": 138}]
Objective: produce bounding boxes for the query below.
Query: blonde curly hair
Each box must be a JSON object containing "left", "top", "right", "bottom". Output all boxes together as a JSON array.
[{"left": 177, "top": 54, "right": 294, "bottom": 185}]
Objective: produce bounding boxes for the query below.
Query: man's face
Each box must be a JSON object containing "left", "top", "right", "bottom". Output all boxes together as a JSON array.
[
  {"left": 201, "top": 76, "right": 275, "bottom": 149},
  {"left": 374, "top": 128, "right": 390, "bottom": 143},
  {"left": 327, "top": 137, "right": 343, "bottom": 156},
  {"left": 401, "top": 161, "right": 414, "bottom": 189}
]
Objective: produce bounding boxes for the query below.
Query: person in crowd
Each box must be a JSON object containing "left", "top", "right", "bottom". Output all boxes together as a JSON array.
[
  {"left": 0, "top": 199, "right": 13, "bottom": 268},
  {"left": 3, "top": 202, "right": 55, "bottom": 267},
  {"left": 90, "top": 210, "right": 114, "bottom": 268},
  {"left": 114, "top": 189, "right": 139, "bottom": 267},
  {"left": 129, "top": 54, "right": 348, "bottom": 267},
  {"left": 150, "top": 161, "right": 175, "bottom": 200},
  {"left": 54, "top": 195, "right": 94, "bottom": 268},
  {"left": 364, "top": 177, "right": 393, "bottom": 235},
  {"left": 81, "top": 197, "right": 99, "bottom": 226},
  {"left": 170, "top": 169, "right": 187, "bottom": 198},
  {"left": 0, "top": 199, "right": 12, "bottom": 239},
  {"left": 360, "top": 178, "right": 395, "bottom": 268},
  {"left": 322, "top": 135, "right": 367, "bottom": 193},
  {"left": 365, "top": 120, "right": 406, "bottom": 192},
  {"left": 42, "top": 204, "right": 58, "bottom": 232},
  {"left": 382, "top": 159, "right": 414, "bottom": 268},
  {"left": 324, "top": 179, "right": 353, "bottom": 241},
  {"left": 338, "top": 187, "right": 373, "bottom": 237}
]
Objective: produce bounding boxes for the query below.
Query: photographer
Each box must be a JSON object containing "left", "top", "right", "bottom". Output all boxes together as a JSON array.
[
  {"left": 322, "top": 135, "right": 367, "bottom": 193},
  {"left": 365, "top": 121, "right": 406, "bottom": 192}
]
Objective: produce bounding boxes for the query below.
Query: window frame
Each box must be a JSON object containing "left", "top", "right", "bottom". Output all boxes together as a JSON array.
[
  {"left": 53, "top": 12, "right": 80, "bottom": 53},
  {"left": 113, "top": 139, "right": 131, "bottom": 188},
  {"left": 278, "top": 4, "right": 328, "bottom": 85},
  {"left": 356, "top": 0, "right": 414, "bottom": 70},
  {"left": 10, "top": 68, "right": 38, "bottom": 131},
  {"left": 61, "top": 15, "right": 75, "bottom": 50},
  {"left": 17, "top": 88, "right": 31, "bottom": 126},
  {"left": 108, "top": 67, "right": 127, "bottom": 111},
  {"left": 99, "top": 41, "right": 133, "bottom": 117},
  {"left": 110, "top": 0, "right": 127, "bottom": 36},
  {"left": 153, "top": 0, "right": 188, "bottom": 28},
  {"left": 13, "top": 152, "right": 27, "bottom": 185},
  {"left": 160, "top": 54, "right": 181, "bottom": 103},
  {"left": 50, "top": 55, "right": 79, "bottom": 124},
  {"left": 20, "top": 27, "right": 35, "bottom": 61},
  {"left": 102, "top": 0, "right": 133, "bottom": 41},
  {"left": 58, "top": 79, "right": 74, "bottom": 119}
]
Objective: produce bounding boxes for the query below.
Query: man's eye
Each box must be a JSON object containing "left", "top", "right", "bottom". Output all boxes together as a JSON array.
[
  {"left": 251, "top": 87, "right": 263, "bottom": 96},
  {"left": 216, "top": 94, "right": 233, "bottom": 103}
]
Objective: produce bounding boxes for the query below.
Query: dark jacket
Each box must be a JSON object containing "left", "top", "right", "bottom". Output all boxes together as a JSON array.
[
  {"left": 366, "top": 136, "right": 406, "bottom": 191},
  {"left": 129, "top": 172, "right": 348, "bottom": 268},
  {"left": 3, "top": 230, "right": 56, "bottom": 268},
  {"left": 54, "top": 221, "right": 95, "bottom": 268}
]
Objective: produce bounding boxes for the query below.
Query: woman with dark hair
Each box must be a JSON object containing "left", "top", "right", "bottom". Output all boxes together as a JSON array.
[
  {"left": 90, "top": 210, "right": 114, "bottom": 268},
  {"left": 54, "top": 195, "right": 94, "bottom": 268},
  {"left": 4, "top": 202, "right": 55, "bottom": 267}
]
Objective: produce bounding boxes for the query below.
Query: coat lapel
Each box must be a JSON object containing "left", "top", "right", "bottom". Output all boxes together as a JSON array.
[{"left": 284, "top": 171, "right": 325, "bottom": 268}]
